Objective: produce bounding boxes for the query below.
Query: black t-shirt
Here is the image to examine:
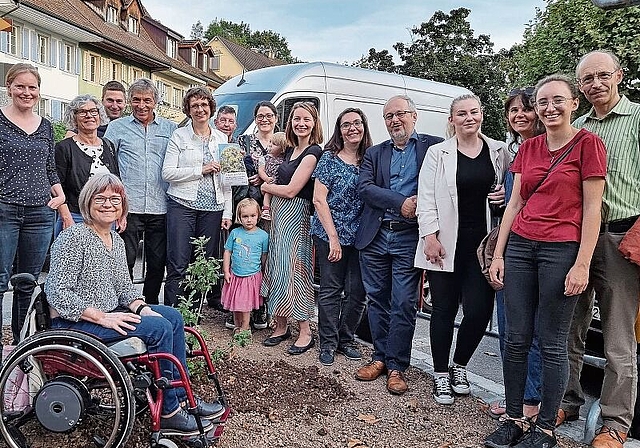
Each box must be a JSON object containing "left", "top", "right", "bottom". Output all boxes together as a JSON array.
[
  {"left": 456, "top": 141, "right": 495, "bottom": 229},
  {"left": 276, "top": 144, "right": 322, "bottom": 202}
]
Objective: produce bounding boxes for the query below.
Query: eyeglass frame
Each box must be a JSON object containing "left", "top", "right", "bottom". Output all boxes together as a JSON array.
[
  {"left": 508, "top": 86, "right": 535, "bottom": 98},
  {"left": 255, "top": 113, "right": 275, "bottom": 121},
  {"left": 533, "top": 96, "right": 572, "bottom": 109},
  {"left": 76, "top": 108, "right": 100, "bottom": 117},
  {"left": 383, "top": 110, "right": 414, "bottom": 121},
  {"left": 340, "top": 119, "right": 364, "bottom": 130},
  {"left": 577, "top": 69, "right": 620, "bottom": 87},
  {"left": 93, "top": 195, "right": 122, "bottom": 206}
]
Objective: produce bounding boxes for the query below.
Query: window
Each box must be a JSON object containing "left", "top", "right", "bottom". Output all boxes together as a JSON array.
[
  {"left": 166, "top": 38, "right": 176, "bottom": 58},
  {"left": 106, "top": 6, "right": 118, "bottom": 24},
  {"left": 210, "top": 54, "right": 220, "bottom": 71},
  {"left": 111, "top": 62, "right": 121, "bottom": 81},
  {"left": 8, "top": 25, "right": 20, "bottom": 55},
  {"left": 64, "top": 45, "right": 72, "bottom": 72},
  {"left": 173, "top": 88, "right": 183, "bottom": 108},
  {"left": 132, "top": 68, "right": 141, "bottom": 80},
  {"left": 127, "top": 16, "right": 139, "bottom": 34},
  {"left": 89, "top": 54, "right": 99, "bottom": 82},
  {"left": 191, "top": 48, "right": 196, "bottom": 67},
  {"left": 37, "top": 34, "right": 48, "bottom": 64},
  {"left": 202, "top": 55, "right": 207, "bottom": 71},
  {"left": 36, "top": 98, "right": 49, "bottom": 118},
  {"left": 155, "top": 80, "right": 168, "bottom": 105}
]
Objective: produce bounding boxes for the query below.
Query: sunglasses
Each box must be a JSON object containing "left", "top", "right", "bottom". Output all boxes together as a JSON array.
[{"left": 508, "top": 86, "right": 535, "bottom": 97}]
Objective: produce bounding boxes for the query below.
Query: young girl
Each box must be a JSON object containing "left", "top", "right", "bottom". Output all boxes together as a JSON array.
[
  {"left": 258, "top": 132, "right": 287, "bottom": 220},
  {"left": 221, "top": 198, "right": 270, "bottom": 332}
]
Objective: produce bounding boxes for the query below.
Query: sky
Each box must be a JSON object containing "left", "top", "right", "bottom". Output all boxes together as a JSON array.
[{"left": 145, "top": 1, "right": 548, "bottom": 63}]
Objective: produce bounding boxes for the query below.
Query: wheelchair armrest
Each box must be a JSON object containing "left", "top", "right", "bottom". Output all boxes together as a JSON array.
[{"left": 9, "top": 273, "right": 37, "bottom": 287}]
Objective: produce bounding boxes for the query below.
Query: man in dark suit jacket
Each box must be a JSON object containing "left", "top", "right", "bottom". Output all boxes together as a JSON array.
[{"left": 354, "top": 95, "right": 443, "bottom": 395}]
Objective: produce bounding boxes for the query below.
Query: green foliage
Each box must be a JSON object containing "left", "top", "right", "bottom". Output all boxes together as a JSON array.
[
  {"left": 202, "top": 18, "right": 295, "bottom": 63},
  {"left": 352, "top": 48, "right": 397, "bottom": 73},
  {"left": 52, "top": 121, "right": 67, "bottom": 143},
  {"left": 190, "top": 20, "right": 204, "bottom": 41}
]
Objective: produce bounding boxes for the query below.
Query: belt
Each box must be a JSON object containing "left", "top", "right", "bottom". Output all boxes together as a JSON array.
[
  {"left": 600, "top": 215, "right": 639, "bottom": 233},
  {"left": 380, "top": 220, "right": 418, "bottom": 231}
]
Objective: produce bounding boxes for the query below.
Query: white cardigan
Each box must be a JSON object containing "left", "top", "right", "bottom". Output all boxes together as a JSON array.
[
  {"left": 414, "top": 133, "right": 509, "bottom": 272},
  {"left": 161, "top": 123, "right": 233, "bottom": 220}
]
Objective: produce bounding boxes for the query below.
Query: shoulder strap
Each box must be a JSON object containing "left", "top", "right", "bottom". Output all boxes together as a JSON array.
[{"left": 529, "top": 133, "right": 585, "bottom": 196}]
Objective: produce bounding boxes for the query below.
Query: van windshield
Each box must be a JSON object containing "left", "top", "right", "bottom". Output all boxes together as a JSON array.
[{"left": 213, "top": 92, "right": 276, "bottom": 140}]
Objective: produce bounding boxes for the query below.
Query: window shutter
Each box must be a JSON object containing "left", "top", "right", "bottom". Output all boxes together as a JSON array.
[
  {"left": 0, "top": 32, "right": 7, "bottom": 53},
  {"left": 51, "top": 100, "right": 61, "bottom": 121},
  {"left": 50, "top": 38, "right": 57, "bottom": 67},
  {"left": 30, "top": 30, "right": 37, "bottom": 62},
  {"left": 21, "top": 28, "right": 29, "bottom": 59},
  {"left": 59, "top": 41, "right": 64, "bottom": 69},
  {"left": 75, "top": 47, "right": 81, "bottom": 75},
  {"left": 82, "top": 52, "right": 89, "bottom": 81}
]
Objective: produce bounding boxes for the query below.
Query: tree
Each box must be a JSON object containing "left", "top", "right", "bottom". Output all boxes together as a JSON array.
[
  {"left": 353, "top": 48, "right": 397, "bottom": 73},
  {"left": 509, "top": 0, "right": 640, "bottom": 105},
  {"left": 201, "top": 19, "right": 296, "bottom": 63},
  {"left": 190, "top": 20, "right": 204, "bottom": 41},
  {"left": 393, "top": 8, "right": 508, "bottom": 140}
]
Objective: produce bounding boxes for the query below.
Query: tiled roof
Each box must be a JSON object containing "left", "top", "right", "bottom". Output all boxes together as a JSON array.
[
  {"left": 210, "top": 36, "right": 285, "bottom": 72},
  {"left": 21, "top": 0, "right": 224, "bottom": 86}
]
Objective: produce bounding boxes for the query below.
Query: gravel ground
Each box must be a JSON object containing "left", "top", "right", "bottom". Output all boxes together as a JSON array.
[{"left": 1, "top": 307, "right": 588, "bottom": 448}]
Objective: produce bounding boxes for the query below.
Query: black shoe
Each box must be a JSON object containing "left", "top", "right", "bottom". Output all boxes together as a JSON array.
[
  {"left": 224, "top": 313, "right": 235, "bottom": 330},
  {"left": 513, "top": 424, "right": 557, "bottom": 448},
  {"left": 252, "top": 304, "right": 268, "bottom": 330},
  {"left": 319, "top": 349, "right": 335, "bottom": 366},
  {"left": 190, "top": 397, "right": 225, "bottom": 420},
  {"left": 161, "top": 408, "right": 213, "bottom": 436},
  {"left": 336, "top": 343, "right": 362, "bottom": 361},
  {"left": 287, "top": 337, "right": 315, "bottom": 355},
  {"left": 484, "top": 418, "right": 524, "bottom": 448},
  {"left": 263, "top": 327, "right": 291, "bottom": 347}
]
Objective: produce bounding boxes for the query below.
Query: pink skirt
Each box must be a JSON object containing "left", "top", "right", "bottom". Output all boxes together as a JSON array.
[{"left": 221, "top": 271, "right": 263, "bottom": 312}]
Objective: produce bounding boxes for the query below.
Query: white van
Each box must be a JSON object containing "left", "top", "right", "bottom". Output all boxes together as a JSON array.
[{"left": 213, "top": 62, "right": 470, "bottom": 143}]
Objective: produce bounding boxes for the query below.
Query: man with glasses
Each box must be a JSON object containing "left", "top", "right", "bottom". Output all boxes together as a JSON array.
[
  {"left": 103, "top": 79, "right": 177, "bottom": 305},
  {"left": 558, "top": 50, "right": 640, "bottom": 448},
  {"left": 354, "top": 95, "right": 443, "bottom": 395},
  {"left": 213, "top": 105, "right": 237, "bottom": 143}
]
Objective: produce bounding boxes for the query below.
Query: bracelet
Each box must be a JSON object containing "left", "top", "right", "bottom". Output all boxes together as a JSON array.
[
  {"left": 493, "top": 256, "right": 504, "bottom": 260},
  {"left": 135, "top": 303, "right": 149, "bottom": 315}
]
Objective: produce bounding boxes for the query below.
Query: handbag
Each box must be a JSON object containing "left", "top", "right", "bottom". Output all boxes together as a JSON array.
[
  {"left": 477, "top": 134, "right": 585, "bottom": 290},
  {"left": 618, "top": 217, "right": 640, "bottom": 266}
]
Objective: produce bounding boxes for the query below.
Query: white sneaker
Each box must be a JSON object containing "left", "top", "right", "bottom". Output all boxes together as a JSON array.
[
  {"left": 449, "top": 364, "right": 470, "bottom": 395},
  {"left": 433, "top": 375, "right": 454, "bottom": 405}
]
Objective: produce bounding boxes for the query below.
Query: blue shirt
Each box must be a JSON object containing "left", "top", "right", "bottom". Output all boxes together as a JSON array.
[
  {"left": 224, "top": 227, "right": 269, "bottom": 277},
  {"left": 311, "top": 151, "right": 363, "bottom": 246},
  {"left": 104, "top": 114, "right": 177, "bottom": 214},
  {"left": 384, "top": 132, "right": 418, "bottom": 221}
]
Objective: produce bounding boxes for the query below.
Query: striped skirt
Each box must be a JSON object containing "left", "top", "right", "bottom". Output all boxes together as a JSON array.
[{"left": 260, "top": 195, "right": 315, "bottom": 321}]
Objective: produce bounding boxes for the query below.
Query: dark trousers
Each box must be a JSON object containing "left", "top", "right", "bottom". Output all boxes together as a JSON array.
[
  {"left": 359, "top": 227, "right": 421, "bottom": 372},
  {"left": 0, "top": 202, "right": 55, "bottom": 344},
  {"left": 314, "top": 236, "right": 366, "bottom": 351},
  {"left": 164, "top": 199, "right": 222, "bottom": 307},
  {"left": 120, "top": 213, "right": 166, "bottom": 304},
  {"left": 503, "top": 233, "right": 580, "bottom": 431},
  {"left": 428, "top": 227, "right": 495, "bottom": 373}
]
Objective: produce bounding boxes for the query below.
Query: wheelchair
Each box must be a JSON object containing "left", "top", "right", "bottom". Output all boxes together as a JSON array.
[{"left": 0, "top": 274, "right": 230, "bottom": 448}]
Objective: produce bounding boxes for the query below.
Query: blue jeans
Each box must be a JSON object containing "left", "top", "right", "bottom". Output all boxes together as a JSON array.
[
  {"left": 0, "top": 202, "right": 55, "bottom": 344},
  {"left": 496, "top": 290, "right": 542, "bottom": 405},
  {"left": 359, "top": 227, "right": 421, "bottom": 372},
  {"left": 54, "top": 211, "right": 84, "bottom": 238},
  {"left": 314, "top": 236, "right": 366, "bottom": 351},
  {"left": 503, "top": 233, "right": 579, "bottom": 431},
  {"left": 51, "top": 305, "right": 187, "bottom": 415},
  {"left": 164, "top": 199, "right": 222, "bottom": 307}
]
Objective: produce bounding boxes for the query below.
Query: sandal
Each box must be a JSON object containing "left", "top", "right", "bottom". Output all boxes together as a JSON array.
[
  {"left": 555, "top": 408, "right": 579, "bottom": 427},
  {"left": 487, "top": 399, "right": 507, "bottom": 419}
]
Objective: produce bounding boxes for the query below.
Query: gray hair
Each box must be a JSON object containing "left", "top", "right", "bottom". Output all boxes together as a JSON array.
[
  {"left": 78, "top": 173, "right": 128, "bottom": 225},
  {"left": 63, "top": 94, "right": 108, "bottom": 130},
  {"left": 384, "top": 95, "right": 417, "bottom": 112},
  {"left": 128, "top": 78, "right": 159, "bottom": 103}
]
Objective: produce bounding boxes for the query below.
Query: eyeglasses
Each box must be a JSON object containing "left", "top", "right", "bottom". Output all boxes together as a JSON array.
[
  {"left": 255, "top": 113, "right": 275, "bottom": 121},
  {"left": 216, "top": 118, "right": 236, "bottom": 124},
  {"left": 93, "top": 195, "right": 122, "bottom": 206},
  {"left": 508, "top": 86, "right": 535, "bottom": 97},
  {"left": 190, "top": 103, "right": 210, "bottom": 110},
  {"left": 76, "top": 108, "right": 100, "bottom": 117},
  {"left": 578, "top": 70, "right": 619, "bottom": 86},
  {"left": 340, "top": 120, "right": 364, "bottom": 130},
  {"left": 383, "top": 110, "right": 413, "bottom": 121},
  {"left": 534, "top": 97, "right": 571, "bottom": 109}
]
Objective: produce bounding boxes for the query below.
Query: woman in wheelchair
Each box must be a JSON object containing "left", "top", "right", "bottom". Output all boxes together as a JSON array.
[{"left": 44, "top": 173, "right": 224, "bottom": 436}]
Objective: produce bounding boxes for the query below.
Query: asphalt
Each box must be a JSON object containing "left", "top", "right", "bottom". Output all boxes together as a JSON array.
[{"left": 3, "top": 281, "right": 640, "bottom": 447}]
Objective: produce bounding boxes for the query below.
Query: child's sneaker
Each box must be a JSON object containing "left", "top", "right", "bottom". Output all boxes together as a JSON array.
[
  {"left": 433, "top": 375, "right": 454, "bottom": 405},
  {"left": 224, "top": 313, "right": 235, "bottom": 330},
  {"left": 261, "top": 206, "right": 271, "bottom": 221},
  {"left": 449, "top": 364, "right": 470, "bottom": 395},
  {"left": 484, "top": 418, "right": 525, "bottom": 448},
  {"left": 252, "top": 304, "right": 268, "bottom": 330}
]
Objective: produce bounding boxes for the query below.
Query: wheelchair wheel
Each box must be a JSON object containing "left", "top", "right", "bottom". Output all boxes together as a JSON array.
[{"left": 0, "top": 330, "right": 136, "bottom": 448}]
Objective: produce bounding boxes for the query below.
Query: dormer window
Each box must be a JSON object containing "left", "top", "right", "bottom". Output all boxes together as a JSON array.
[
  {"left": 106, "top": 6, "right": 118, "bottom": 24},
  {"left": 128, "top": 16, "right": 139, "bottom": 34},
  {"left": 202, "top": 55, "right": 207, "bottom": 71},
  {"left": 166, "top": 38, "right": 176, "bottom": 58}
]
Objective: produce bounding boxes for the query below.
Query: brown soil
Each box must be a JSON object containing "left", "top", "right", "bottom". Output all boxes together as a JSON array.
[{"left": 2, "top": 307, "right": 588, "bottom": 448}]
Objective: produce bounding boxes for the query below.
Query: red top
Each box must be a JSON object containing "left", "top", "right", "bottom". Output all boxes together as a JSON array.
[{"left": 510, "top": 128, "right": 606, "bottom": 243}]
